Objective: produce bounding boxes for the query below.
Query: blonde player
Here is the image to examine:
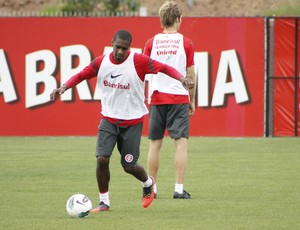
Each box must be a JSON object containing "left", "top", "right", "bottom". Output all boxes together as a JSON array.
[{"left": 144, "top": 1, "right": 196, "bottom": 199}]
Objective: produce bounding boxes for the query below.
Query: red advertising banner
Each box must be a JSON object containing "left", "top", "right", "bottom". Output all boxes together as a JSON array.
[
  {"left": 0, "top": 17, "right": 265, "bottom": 136},
  {"left": 273, "top": 18, "right": 300, "bottom": 136}
]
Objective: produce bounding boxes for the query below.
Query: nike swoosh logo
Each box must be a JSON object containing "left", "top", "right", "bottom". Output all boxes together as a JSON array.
[
  {"left": 111, "top": 74, "right": 122, "bottom": 79},
  {"left": 76, "top": 200, "right": 85, "bottom": 206}
]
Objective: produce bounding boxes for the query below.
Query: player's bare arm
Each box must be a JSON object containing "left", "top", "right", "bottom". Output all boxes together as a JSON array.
[
  {"left": 187, "top": 65, "right": 196, "bottom": 116},
  {"left": 50, "top": 84, "right": 68, "bottom": 101}
]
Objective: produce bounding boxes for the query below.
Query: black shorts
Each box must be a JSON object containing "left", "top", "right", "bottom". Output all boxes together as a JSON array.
[
  {"left": 95, "top": 118, "right": 143, "bottom": 167},
  {"left": 148, "top": 104, "right": 190, "bottom": 140}
]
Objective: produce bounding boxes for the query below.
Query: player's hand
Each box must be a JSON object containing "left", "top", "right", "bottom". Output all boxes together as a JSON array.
[
  {"left": 50, "top": 84, "right": 67, "bottom": 101},
  {"left": 179, "top": 77, "right": 194, "bottom": 90}
]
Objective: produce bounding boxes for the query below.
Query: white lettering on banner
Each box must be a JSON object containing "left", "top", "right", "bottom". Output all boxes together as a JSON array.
[
  {"left": 0, "top": 49, "right": 17, "bottom": 103},
  {"left": 60, "top": 45, "right": 92, "bottom": 101},
  {"left": 1, "top": 46, "right": 248, "bottom": 108},
  {"left": 211, "top": 50, "right": 249, "bottom": 106},
  {"left": 194, "top": 52, "right": 209, "bottom": 107},
  {"left": 25, "top": 50, "right": 57, "bottom": 108},
  {"left": 146, "top": 50, "right": 248, "bottom": 107}
]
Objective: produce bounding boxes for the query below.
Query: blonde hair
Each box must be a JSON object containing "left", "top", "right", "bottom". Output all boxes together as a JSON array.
[{"left": 159, "top": 1, "right": 182, "bottom": 28}]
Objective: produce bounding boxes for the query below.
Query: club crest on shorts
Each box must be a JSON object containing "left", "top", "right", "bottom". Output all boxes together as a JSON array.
[{"left": 125, "top": 154, "right": 134, "bottom": 163}]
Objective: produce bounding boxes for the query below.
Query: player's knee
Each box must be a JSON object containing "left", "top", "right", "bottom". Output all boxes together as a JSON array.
[
  {"left": 96, "top": 155, "right": 109, "bottom": 167},
  {"left": 122, "top": 165, "right": 135, "bottom": 174}
]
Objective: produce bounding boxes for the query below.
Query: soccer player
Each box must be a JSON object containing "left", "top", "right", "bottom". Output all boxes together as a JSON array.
[
  {"left": 50, "top": 30, "right": 194, "bottom": 211},
  {"left": 143, "top": 1, "right": 196, "bottom": 199}
]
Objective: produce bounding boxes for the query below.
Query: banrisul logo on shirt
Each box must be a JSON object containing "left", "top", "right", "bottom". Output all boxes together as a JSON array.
[
  {"left": 105, "top": 73, "right": 129, "bottom": 89},
  {"left": 103, "top": 80, "right": 130, "bottom": 89}
]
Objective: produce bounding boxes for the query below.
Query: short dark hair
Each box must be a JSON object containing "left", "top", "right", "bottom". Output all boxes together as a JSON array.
[{"left": 113, "top": 30, "right": 132, "bottom": 44}]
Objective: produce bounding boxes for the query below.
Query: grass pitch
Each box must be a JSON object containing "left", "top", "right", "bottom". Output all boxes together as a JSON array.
[{"left": 0, "top": 137, "right": 299, "bottom": 230}]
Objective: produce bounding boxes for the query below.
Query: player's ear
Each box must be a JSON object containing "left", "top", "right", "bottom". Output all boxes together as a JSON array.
[{"left": 177, "top": 16, "right": 182, "bottom": 23}]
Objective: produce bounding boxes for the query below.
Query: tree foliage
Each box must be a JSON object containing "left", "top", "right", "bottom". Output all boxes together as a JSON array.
[
  {"left": 61, "top": 0, "right": 140, "bottom": 14},
  {"left": 61, "top": 0, "right": 101, "bottom": 13}
]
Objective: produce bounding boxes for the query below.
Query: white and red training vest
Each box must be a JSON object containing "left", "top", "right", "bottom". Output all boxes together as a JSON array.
[
  {"left": 148, "top": 33, "right": 188, "bottom": 97},
  {"left": 97, "top": 52, "right": 148, "bottom": 120}
]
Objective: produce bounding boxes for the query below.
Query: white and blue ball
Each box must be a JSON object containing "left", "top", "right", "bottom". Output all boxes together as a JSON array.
[{"left": 66, "top": 194, "right": 92, "bottom": 218}]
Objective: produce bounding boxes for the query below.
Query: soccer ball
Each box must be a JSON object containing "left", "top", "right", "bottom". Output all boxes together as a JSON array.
[{"left": 66, "top": 194, "right": 92, "bottom": 218}]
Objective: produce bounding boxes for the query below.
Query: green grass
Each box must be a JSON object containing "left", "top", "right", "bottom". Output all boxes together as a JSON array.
[
  {"left": 261, "top": 4, "right": 300, "bottom": 16},
  {"left": 0, "top": 137, "right": 300, "bottom": 229}
]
